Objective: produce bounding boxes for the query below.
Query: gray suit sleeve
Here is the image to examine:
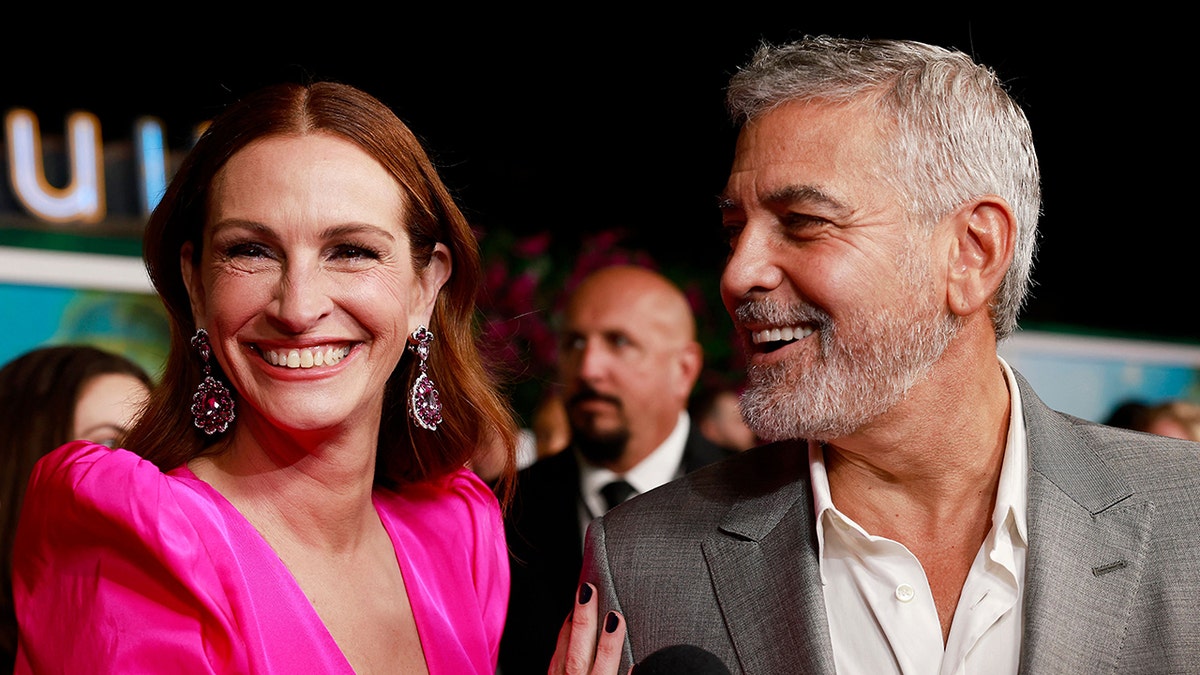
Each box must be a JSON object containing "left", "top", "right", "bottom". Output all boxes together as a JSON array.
[{"left": 582, "top": 515, "right": 635, "bottom": 672}]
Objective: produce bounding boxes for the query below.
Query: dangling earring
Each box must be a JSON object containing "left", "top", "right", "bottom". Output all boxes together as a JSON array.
[
  {"left": 190, "top": 328, "right": 236, "bottom": 435},
  {"left": 407, "top": 325, "right": 442, "bottom": 431}
]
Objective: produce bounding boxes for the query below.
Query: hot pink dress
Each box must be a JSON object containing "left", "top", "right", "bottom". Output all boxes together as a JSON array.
[{"left": 12, "top": 440, "right": 508, "bottom": 674}]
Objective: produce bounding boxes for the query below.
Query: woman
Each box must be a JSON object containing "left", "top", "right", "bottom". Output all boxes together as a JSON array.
[
  {"left": 0, "top": 344, "right": 152, "bottom": 670},
  {"left": 12, "top": 82, "right": 517, "bottom": 674}
]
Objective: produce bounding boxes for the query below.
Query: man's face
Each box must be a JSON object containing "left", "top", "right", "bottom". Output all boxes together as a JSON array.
[
  {"left": 558, "top": 271, "right": 696, "bottom": 466},
  {"left": 719, "top": 99, "right": 960, "bottom": 442}
]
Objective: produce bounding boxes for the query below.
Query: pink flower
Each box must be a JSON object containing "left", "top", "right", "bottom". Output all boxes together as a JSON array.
[{"left": 513, "top": 231, "right": 553, "bottom": 258}]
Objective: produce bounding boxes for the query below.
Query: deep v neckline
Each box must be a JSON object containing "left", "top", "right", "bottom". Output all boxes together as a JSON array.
[{"left": 170, "top": 464, "right": 427, "bottom": 672}]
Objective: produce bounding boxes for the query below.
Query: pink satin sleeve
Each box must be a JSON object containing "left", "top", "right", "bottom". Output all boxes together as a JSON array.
[{"left": 12, "top": 441, "right": 252, "bottom": 673}]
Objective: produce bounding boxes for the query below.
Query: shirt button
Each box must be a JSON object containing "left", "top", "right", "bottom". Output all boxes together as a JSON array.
[{"left": 895, "top": 583, "right": 915, "bottom": 603}]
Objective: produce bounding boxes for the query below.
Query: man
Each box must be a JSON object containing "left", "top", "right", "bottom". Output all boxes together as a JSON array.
[
  {"left": 500, "top": 264, "right": 736, "bottom": 674},
  {"left": 571, "top": 37, "right": 1200, "bottom": 673},
  {"left": 691, "top": 384, "right": 757, "bottom": 451}
]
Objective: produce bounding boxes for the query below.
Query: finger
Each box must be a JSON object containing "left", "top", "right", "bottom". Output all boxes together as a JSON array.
[
  {"left": 591, "top": 610, "right": 626, "bottom": 675},
  {"left": 547, "top": 609, "right": 574, "bottom": 674},
  {"left": 559, "top": 583, "right": 602, "bottom": 675}
]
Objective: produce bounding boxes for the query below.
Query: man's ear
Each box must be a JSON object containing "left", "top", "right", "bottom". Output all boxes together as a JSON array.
[
  {"left": 180, "top": 240, "right": 206, "bottom": 327},
  {"left": 677, "top": 341, "right": 704, "bottom": 397},
  {"left": 944, "top": 196, "right": 1016, "bottom": 318}
]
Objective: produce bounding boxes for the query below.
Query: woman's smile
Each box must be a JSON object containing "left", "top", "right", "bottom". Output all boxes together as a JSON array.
[{"left": 257, "top": 344, "right": 353, "bottom": 369}]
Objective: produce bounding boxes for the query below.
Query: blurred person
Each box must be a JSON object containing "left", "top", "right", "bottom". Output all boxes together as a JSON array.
[
  {"left": 691, "top": 383, "right": 757, "bottom": 451},
  {"left": 12, "top": 81, "right": 517, "bottom": 674},
  {"left": 1103, "top": 398, "right": 1200, "bottom": 442},
  {"left": 0, "top": 344, "right": 152, "bottom": 670},
  {"left": 511, "top": 389, "right": 572, "bottom": 473},
  {"left": 557, "top": 37, "right": 1200, "bottom": 674},
  {"left": 500, "top": 264, "right": 734, "bottom": 674},
  {"left": 1102, "top": 398, "right": 1151, "bottom": 431},
  {"left": 530, "top": 388, "right": 570, "bottom": 463},
  {"left": 1141, "top": 400, "right": 1200, "bottom": 442}
]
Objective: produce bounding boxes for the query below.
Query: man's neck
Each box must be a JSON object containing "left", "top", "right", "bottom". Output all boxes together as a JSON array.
[
  {"left": 825, "top": 338, "right": 1010, "bottom": 523},
  {"left": 820, "top": 340, "right": 1013, "bottom": 642}
]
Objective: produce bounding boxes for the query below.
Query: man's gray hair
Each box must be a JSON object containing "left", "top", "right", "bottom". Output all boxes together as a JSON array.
[{"left": 727, "top": 36, "right": 1040, "bottom": 341}]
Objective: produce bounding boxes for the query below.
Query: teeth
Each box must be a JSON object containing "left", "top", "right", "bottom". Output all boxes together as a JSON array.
[
  {"left": 262, "top": 345, "right": 350, "bottom": 369},
  {"left": 751, "top": 326, "right": 813, "bottom": 345}
]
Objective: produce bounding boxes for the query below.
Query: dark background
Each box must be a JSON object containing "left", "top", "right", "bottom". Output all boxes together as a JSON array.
[{"left": 3, "top": 16, "right": 1194, "bottom": 344}]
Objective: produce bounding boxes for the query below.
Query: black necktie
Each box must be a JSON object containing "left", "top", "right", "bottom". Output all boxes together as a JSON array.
[{"left": 600, "top": 479, "right": 637, "bottom": 511}]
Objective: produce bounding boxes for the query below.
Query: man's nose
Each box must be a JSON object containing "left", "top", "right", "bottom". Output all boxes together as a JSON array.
[{"left": 722, "top": 222, "right": 784, "bottom": 305}]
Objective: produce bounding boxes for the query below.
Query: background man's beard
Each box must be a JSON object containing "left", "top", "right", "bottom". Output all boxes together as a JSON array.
[
  {"left": 566, "top": 388, "right": 631, "bottom": 465},
  {"left": 573, "top": 426, "right": 630, "bottom": 465}
]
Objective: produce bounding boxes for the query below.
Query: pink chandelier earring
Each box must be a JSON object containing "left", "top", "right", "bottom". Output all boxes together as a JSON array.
[
  {"left": 190, "top": 328, "right": 236, "bottom": 435},
  {"left": 407, "top": 325, "right": 442, "bottom": 431}
]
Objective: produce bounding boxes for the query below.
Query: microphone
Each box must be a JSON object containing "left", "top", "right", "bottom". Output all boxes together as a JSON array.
[{"left": 632, "top": 644, "right": 733, "bottom": 674}]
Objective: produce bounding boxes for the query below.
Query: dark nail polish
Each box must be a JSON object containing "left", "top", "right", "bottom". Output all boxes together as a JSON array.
[
  {"left": 605, "top": 611, "right": 620, "bottom": 633},
  {"left": 578, "top": 583, "right": 593, "bottom": 604}
]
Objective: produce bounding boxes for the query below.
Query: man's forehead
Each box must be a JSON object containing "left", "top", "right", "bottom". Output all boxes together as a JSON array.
[
  {"left": 566, "top": 297, "right": 665, "bottom": 332},
  {"left": 564, "top": 294, "right": 690, "bottom": 346},
  {"left": 722, "top": 99, "right": 888, "bottom": 204}
]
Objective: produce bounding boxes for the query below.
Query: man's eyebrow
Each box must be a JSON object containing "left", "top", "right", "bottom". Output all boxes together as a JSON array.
[
  {"left": 717, "top": 184, "right": 846, "bottom": 212},
  {"left": 763, "top": 185, "right": 845, "bottom": 211}
]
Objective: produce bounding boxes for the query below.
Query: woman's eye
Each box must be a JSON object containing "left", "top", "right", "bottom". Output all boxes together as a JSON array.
[
  {"left": 226, "top": 242, "right": 272, "bottom": 259},
  {"left": 331, "top": 244, "right": 380, "bottom": 261}
]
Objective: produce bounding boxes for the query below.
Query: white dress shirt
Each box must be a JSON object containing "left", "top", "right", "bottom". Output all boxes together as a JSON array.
[
  {"left": 577, "top": 411, "right": 691, "bottom": 536},
  {"left": 812, "top": 358, "right": 1029, "bottom": 675}
]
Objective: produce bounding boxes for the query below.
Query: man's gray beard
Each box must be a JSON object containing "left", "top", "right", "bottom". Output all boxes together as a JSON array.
[{"left": 736, "top": 283, "right": 961, "bottom": 443}]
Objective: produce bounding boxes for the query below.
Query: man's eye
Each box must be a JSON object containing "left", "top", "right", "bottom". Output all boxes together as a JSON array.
[{"left": 783, "top": 213, "right": 829, "bottom": 233}]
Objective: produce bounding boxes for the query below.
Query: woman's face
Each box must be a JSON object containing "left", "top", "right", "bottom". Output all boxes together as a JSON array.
[
  {"left": 73, "top": 373, "right": 151, "bottom": 447},
  {"left": 181, "top": 133, "right": 450, "bottom": 438}
]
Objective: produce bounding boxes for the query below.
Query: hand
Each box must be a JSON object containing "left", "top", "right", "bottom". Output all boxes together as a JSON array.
[{"left": 548, "top": 582, "right": 628, "bottom": 675}]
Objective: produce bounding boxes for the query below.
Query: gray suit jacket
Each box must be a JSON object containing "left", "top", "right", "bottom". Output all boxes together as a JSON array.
[
  {"left": 583, "top": 372, "right": 1200, "bottom": 673},
  {"left": 501, "top": 427, "right": 736, "bottom": 675}
]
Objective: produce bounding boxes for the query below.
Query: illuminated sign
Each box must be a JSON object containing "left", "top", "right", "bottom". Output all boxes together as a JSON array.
[{"left": 1, "top": 109, "right": 196, "bottom": 234}]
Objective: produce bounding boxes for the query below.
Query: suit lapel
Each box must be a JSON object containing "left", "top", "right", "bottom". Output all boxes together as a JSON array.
[
  {"left": 1016, "top": 374, "right": 1152, "bottom": 673},
  {"left": 677, "top": 372, "right": 1152, "bottom": 673},
  {"left": 702, "top": 441, "right": 836, "bottom": 674}
]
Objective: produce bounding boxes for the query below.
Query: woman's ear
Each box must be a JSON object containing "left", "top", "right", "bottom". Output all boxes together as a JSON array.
[
  {"left": 413, "top": 243, "right": 452, "bottom": 326},
  {"left": 180, "top": 240, "right": 206, "bottom": 327},
  {"left": 944, "top": 196, "right": 1016, "bottom": 317}
]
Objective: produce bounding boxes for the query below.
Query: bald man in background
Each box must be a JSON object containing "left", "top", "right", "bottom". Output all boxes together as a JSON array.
[{"left": 499, "top": 265, "right": 736, "bottom": 674}]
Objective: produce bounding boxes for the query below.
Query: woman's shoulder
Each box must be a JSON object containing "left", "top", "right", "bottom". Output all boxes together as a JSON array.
[
  {"left": 374, "top": 467, "right": 504, "bottom": 550},
  {"left": 30, "top": 440, "right": 167, "bottom": 504},
  {"left": 377, "top": 467, "right": 499, "bottom": 517},
  {"left": 22, "top": 440, "right": 216, "bottom": 547}
]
